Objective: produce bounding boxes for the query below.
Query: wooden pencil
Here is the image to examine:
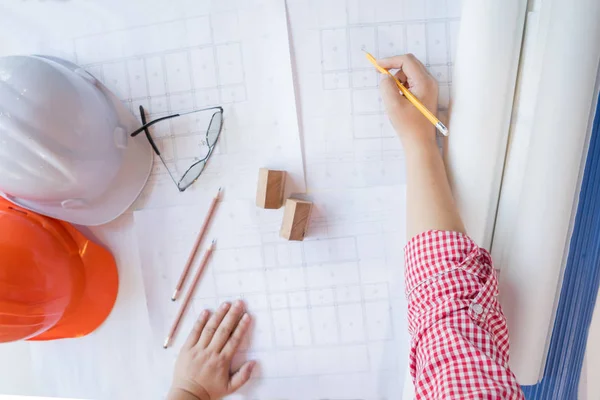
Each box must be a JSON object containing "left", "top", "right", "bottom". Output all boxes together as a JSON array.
[
  {"left": 164, "top": 240, "right": 216, "bottom": 349},
  {"left": 172, "top": 187, "right": 221, "bottom": 301}
]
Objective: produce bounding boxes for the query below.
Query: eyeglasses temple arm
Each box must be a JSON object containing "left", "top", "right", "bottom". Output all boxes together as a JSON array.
[
  {"left": 130, "top": 113, "right": 181, "bottom": 137},
  {"left": 138, "top": 106, "right": 164, "bottom": 157}
]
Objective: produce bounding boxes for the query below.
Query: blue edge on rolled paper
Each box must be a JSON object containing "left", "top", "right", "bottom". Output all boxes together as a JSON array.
[{"left": 522, "top": 92, "right": 600, "bottom": 399}]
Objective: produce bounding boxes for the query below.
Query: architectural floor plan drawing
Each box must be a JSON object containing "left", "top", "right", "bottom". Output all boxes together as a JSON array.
[
  {"left": 134, "top": 185, "right": 408, "bottom": 399},
  {"left": 288, "top": 0, "right": 460, "bottom": 193},
  {"left": 135, "top": 3, "right": 463, "bottom": 395},
  {"left": 0, "top": 0, "right": 463, "bottom": 399}
]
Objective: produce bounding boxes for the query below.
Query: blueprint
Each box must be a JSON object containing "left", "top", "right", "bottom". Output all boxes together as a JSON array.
[
  {"left": 0, "top": 0, "right": 462, "bottom": 399},
  {"left": 135, "top": 185, "right": 408, "bottom": 399},
  {"left": 134, "top": 1, "right": 462, "bottom": 399}
]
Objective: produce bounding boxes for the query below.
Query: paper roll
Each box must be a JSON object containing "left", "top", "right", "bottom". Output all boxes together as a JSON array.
[
  {"left": 444, "top": 0, "right": 528, "bottom": 249},
  {"left": 493, "top": 0, "right": 600, "bottom": 384}
]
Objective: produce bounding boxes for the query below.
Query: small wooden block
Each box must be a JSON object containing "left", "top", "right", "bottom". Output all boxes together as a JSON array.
[
  {"left": 280, "top": 199, "right": 313, "bottom": 241},
  {"left": 256, "top": 168, "right": 287, "bottom": 209}
]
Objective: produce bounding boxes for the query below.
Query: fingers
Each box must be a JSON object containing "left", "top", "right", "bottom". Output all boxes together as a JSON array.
[
  {"left": 380, "top": 75, "right": 407, "bottom": 111},
  {"left": 221, "top": 313, "right": 252, "bottom": 358},
  {"left": 197, "top": 302, "right": 231, "bottom": 348},
  {"left": 183, "top": 310, "right": 210, "bottom": 349},
  {"left": 228, "top": 361, "right": 256, "bottom": 393},
  {"left": 379, "top": 54, "right": 438, "bottom": 113},
  {"left": 394, "top": 70, "right": 408, "bottom": 86},
  {"left": 377, "top": 54, "right": 429, "bottom": 82},
  {"left": 209, "top": 300, "right": 246, "bottom": 352}
]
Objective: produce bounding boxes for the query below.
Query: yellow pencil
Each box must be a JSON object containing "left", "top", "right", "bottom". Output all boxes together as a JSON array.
[{"left": 364, "top": 51, "right": 448, "bottom": 136}]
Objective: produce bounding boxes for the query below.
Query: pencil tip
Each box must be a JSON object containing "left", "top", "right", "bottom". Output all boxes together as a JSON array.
[
  {"left": 437, "top": 122, "right": 449, "bottom": 136},
  {"left": 171, "top": 289, "right": 179, "bottom": 301},
  {"left": 163, "top": 338, "right": 170, "bottom": 348}
]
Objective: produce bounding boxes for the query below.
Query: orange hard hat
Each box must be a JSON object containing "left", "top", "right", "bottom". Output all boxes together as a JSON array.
[{"left": 0, "top": 197, "right": 118, "bottom": 342}]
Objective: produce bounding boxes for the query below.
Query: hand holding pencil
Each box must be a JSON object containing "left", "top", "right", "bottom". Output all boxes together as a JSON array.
[{"left": 367, "top": 52, "right": 448, "bottom": 139}]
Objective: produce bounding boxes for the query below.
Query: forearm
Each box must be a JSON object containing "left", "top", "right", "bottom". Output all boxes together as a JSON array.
[
  {"left": 403, "top": 134, "right": 465, "bottom": 239},
  {"left": 379, "top": 52, "right": 521, "bottom": 399}
]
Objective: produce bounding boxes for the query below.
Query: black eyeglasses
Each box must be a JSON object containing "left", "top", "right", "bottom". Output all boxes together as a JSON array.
[{"left": 131, "top": 105, "right": 224, "bottom": 192}]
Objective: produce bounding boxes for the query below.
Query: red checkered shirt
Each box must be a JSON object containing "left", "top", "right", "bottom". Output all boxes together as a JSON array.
[{"left": 405, "top": 230, "right": 524, "bottom": 399}]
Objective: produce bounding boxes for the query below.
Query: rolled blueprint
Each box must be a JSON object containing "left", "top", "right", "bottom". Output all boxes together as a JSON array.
[
  {"left": 444, "top": 0, "right": 527, "bottom": 249},
  {"left": 493, "top": 0, "right": 600, "bottom": 384}
]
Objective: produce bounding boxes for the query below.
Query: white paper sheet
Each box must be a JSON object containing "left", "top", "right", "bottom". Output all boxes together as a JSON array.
[
  {"left": 288, "top": 0, "right": 461, "bottom": 193},
  {"left": 134, "top": 185, "right": 408, "bottom": 400},
  {"left": 0, "top": 0, "right": 305, "bottom": 210},
  {"left": 443, "top": 0, "right": 527, "bottom": 249},
  {"left": 0, "top": 0, "right": 301, "bottom": 398},
  {"left": 135, "top": 1, "right": 462, "bottom": 399},
  {"left": 0, "top": 0, "right": 464, "bottom": 398},
  {"left": 492, "top": 0, "right": 600, "bottom": 384},
  {"left": 286, "top": 1, "right": 462, "bottom": 398}
]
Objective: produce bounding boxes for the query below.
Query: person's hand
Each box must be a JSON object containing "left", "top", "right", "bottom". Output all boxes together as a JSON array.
[
  {"left": 378, "top": 54, "right": 439, "bottom": 146},
  {"left": 168, "top": 300, "right": 255, "bottom": 400}
]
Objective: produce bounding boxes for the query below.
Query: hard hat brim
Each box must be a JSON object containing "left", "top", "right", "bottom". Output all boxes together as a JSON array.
[
  {"left": 28, "top": 222, "right": 119, "bottom": 340},
  {"left": 1, "top": 57, "right": 153, "bottom": 226}
]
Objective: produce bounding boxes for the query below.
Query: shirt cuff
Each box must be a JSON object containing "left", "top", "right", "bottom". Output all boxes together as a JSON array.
[{"left": 404, "top": 230, "right": 495, "bottom": 297}]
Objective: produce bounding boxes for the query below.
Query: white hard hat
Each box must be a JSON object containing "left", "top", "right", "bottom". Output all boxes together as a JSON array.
[{"left": 0, "top": 55, "right": 152, "bottom": 226}]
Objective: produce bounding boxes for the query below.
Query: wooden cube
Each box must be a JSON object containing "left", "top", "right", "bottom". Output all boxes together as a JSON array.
[
  {"left": 256, "top": 168, "right": 287, "bottom": 209},
  {"left": 280, "top": 199, "right": 313, "bottom": 241}
]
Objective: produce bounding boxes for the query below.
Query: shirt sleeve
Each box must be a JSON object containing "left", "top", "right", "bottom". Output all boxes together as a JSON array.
[{"left": 404, "top": 230, "right": 524, "bottom": 399}]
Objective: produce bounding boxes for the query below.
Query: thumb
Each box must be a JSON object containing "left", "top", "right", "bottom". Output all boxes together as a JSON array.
[{"left": 228, "top": 361, "right": 256, "bottom": 393}]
